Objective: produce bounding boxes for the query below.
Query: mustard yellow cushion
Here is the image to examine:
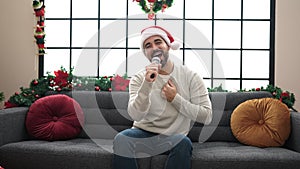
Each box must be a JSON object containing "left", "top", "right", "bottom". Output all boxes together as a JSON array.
[{"left": 231, "top": 97, "right": 290, "bottom": 147}]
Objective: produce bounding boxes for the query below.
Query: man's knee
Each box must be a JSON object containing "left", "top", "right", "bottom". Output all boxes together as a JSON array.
[{"left": 173, "top": 135, "right": 192, "bottom": 153}]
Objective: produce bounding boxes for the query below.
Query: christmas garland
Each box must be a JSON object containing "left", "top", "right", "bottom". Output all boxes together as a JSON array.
[
  {"left": 208, "top": 84, "right": 297, "bottom": 112},
  {"left": 4, "top": 67, "right": 130, "bottom": 108},
  {"left": 0, "top": 92, "right": 4, "bottom": 103},
  {"left": 134, "top": 0, "right": 174, "bottom": 19}
]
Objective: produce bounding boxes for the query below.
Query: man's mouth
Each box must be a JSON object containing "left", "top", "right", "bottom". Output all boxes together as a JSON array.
[{"left": 152, "top": 51, "right": 163, "bottom": 58}]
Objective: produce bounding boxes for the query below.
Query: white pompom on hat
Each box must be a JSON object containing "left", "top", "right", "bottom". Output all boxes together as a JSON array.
[{"left": 140, "top": 26, "right": 180, "bottom": 50}]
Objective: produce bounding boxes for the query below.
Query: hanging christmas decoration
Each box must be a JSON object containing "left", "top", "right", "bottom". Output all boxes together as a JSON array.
[
  {"left": 134, "top": 0, "right": 174, "bottom": 20},
  {"left": 34, "top": 25, "right": 45, "bottom": 54},
  {"left": 33, "top": 0, "right": 46, "bottom": 55}
]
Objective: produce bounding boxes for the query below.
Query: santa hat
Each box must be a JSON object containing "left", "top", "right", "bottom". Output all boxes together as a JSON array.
[{"left": 140, "top": 26, "right": 180, "bottom": 50}]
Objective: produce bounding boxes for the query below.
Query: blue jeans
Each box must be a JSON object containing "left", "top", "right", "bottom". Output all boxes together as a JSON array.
[{"left": 113, "top": 128, "right": 192, "bottom": 169}]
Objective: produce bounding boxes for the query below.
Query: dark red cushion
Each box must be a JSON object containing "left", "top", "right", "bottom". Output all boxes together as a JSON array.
[{"left": 26, "top": 94, "right": 84, "bottom": 141}]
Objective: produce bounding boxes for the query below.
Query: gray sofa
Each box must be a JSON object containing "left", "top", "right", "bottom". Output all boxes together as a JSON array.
[{"left": 0, "top": 91, "right": 299, "bottom": 169}]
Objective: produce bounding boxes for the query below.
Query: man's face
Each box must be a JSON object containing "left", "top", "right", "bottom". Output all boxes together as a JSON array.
[{"left": 143, "top": 35, "right": 170, "bottom": 68}]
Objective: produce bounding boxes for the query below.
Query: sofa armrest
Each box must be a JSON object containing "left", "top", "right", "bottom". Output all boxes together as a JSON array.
[
  {"left": 0, "top": 107, "right": 29, "bottom": 146},
  {"left": 285, "top": 111, "right": 300, "bottom": 153}
]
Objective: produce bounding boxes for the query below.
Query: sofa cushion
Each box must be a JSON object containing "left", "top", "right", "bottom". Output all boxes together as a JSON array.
[
  {"left": 231, "top": 98, "right": 290, "bottom": 147},
  {"left": 26, "top": 94, "right": 84, "bottom": 141},
  {"left": 151, "top": 142, "right": 300, "bottom": 169},
  {"left": 0, "top": 139, "right": 151, "bottom": 169}
]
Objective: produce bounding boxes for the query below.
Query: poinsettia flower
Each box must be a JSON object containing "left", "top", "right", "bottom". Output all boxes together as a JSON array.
[
  {"left": 280, "top": 91, "right": 290, "bottom": 102},
  {"left": 281, "top": 92, "right": 289, "bottom": 97},
  {"left": 113, "top": 75, "right": 130, "bottom": 91},
  {"left": 54, "top": 70, "right": 69, "bottom": 87}
]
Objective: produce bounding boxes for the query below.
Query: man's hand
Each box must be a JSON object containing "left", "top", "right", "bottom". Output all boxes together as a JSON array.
[
  {"left": 145, "top": 63, "right": 161, "bottom": 82},
  {"left": 162, "top": 79, "right": 177, "bottom": 102}
]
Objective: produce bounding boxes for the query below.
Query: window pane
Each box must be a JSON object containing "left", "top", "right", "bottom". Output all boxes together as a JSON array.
[
  {"left": 156, "top": 20, "right": 183, "bottom": 43},
  {"left": 214, "top": 21, "right": 241, "bottom": 48},
  {"left": 44, "top": 49, "right": 70, "bottom": 76},
  {"left": 72, "top": 21, "right": 98, "bottom": 47},
  {"left": 185, "top": 50, "right": 212, "bottom": 78},
  {"left": 214, "top": 50, "right": 240, "bottom": 78},
  {"left": 127, "top": 49, "right": 148, "bottom": 77},
  {"left": 214, "top": 80, "right": 240, "bottom": 92},
  {"left": 170, "top": 50, "right": 184, "bottom": 66},
  {"left": 128, "top": 11, "right": 149, "bottom": 20},
  {"left": 243, "top": 21, "right": 270, "bottom": 49},
  {"left": 214, "top": 0, "right": 241, "bottom": 19},
  {"left": 72, "top": 49, "right": 98, "bottom": 76},
  {"left": 242, "top": 80, "right": 270, "bottom": 90},
  {"left": 203, "top": 79, "right": 212, "bottom": 89},
  {"left": 128, "top": 20, "right": 155, "bottom": 48},
  {"left": 45, "top": 20, "right": 70, "bottom": 47},
  {"left": 100, "top": 0, "right": 126, "bottom": 18},
  {"left": 243, "top": 0, "right": 270, "bottom": 19},
  {"left": 242, "top": 51, "right": 269, "bottom": 78},
  {"left": 186, "top": 21, "right": 212, "bottom": 48},
  {"left": 156, "top": 0, "right": 183, "bottom": 19},
  {"left": 128, "top": 1, "right": 146, "bottom": 18},
  {"left": 99, "top": 49, "right": 126, "bottom": 76},
  {"left": 100, "top": 20, "right": 127, "bottom": 48},
  {"left": 73, "top": 0, "right": 98, "bottom": 18},
  {"left": 185, "top": 0, "right": 212, "bottom": 19},
  {"left": 45, "top": 0, "right": 70, "bottom": 18}
]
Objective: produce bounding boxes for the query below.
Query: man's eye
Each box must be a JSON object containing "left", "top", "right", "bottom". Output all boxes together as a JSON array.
[{"left": 155, "top": 41, "right": 162, "bottom": 45}]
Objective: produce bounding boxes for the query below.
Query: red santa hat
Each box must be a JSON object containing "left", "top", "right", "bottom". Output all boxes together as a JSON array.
[{"left": 140, "top": 26, "right": 180, "bottom": 50}]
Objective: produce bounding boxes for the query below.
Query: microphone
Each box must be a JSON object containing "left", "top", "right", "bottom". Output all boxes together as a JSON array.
[{"left": 150, "top": 57, "right": 161, "bottom": 79}]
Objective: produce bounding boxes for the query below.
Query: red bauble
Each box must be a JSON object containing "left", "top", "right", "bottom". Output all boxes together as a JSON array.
[
  {"left": 162, "top": 4, "right": 168, "bottom": 12},
  {"left": 33, "top": 80, "right": 39, "bottom": 85},
  {"left": 148, "top": 13, "right": 155, "bottom": 20},
  {"left": 95, "top": 86, "right": 100, "bottom": 91},
  {"left": 148, "top": 0, "right": 155, "bottom": 3}
]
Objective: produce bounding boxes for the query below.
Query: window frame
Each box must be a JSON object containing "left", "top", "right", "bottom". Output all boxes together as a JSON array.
[{"left": 41, "top": 0, "right": 276, "bottom": 90}]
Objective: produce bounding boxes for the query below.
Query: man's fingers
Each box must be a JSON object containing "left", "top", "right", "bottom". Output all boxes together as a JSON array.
[{"left": 168, "top": 79, "right": 174, "bottom": 87}]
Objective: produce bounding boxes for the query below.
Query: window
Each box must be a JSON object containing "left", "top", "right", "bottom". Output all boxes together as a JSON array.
[{"left": 43, "top": 0, "right": 275, "bottom": 91}]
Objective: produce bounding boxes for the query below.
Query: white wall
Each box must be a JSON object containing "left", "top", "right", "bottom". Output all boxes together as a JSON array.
[
  {"left": 0, "top": 0, "right": 37, "bottom": 108},
  {"left": 275, "top": 0, "right": 300, "bottom": 111}
]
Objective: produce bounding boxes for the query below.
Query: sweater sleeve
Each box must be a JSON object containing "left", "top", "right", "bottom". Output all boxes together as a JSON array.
[
  {"left": 127, "top": 73, "right": 153, "bottom": 121},
  {"left": 171, "top": 73, "right": 212, "bottom": 125}
]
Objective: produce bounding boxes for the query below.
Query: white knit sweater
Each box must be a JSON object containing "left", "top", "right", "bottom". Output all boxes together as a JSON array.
[{"left": 128, "top": 64, "right": 212, "bottom": 136}]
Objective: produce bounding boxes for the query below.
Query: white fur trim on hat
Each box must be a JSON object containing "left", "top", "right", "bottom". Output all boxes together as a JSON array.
[{"left": 140, "top": 26, "right": 180, "bottom": 50}]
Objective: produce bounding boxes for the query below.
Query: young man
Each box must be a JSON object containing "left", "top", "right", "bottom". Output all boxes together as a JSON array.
[{"left": 113, "top": 26, "right": 212, "bottom": 169}]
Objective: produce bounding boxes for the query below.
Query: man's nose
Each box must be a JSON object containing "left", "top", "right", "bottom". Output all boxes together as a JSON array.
[{"left": 152, "top": 44, "right": 160, "bottom": 50}]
